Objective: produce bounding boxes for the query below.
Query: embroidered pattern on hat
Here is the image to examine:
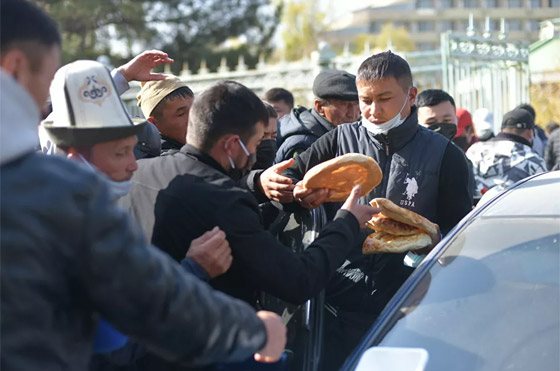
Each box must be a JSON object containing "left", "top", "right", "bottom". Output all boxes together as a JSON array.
[{"left": 79, "top": 75, "right": 111, "bottom": 106}]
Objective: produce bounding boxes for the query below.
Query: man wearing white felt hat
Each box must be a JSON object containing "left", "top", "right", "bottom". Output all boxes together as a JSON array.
[
  {"left": 42, "top": 59, "right": 243, "bottom": 364},
  {"left": 1, "top": 1, "right": 286, "bottom": 370},
  {"left": 43, "top": 60, "right": 146, "bottom": 198}
]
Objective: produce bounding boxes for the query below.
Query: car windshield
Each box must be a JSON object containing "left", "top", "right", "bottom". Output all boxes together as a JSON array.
[{"left": 372, "top": 216, "right": 560, "bottom": 371}]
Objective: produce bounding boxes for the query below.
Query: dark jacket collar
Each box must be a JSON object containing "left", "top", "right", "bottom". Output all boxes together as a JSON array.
[
  {"left": 310, "top": 108, "right": 335, "bottom": 133},
  {"left": 373, "top": 106, "right": 419, "bottom": 151},
  {"left": 161, "top": 135, "right": 184, "bottom": 151},
  {"left": 181, "top": 144, "right": 229, "bottom": 175},
  {"left": 493, "top": 132, "right": 531, "bottom": 147}
]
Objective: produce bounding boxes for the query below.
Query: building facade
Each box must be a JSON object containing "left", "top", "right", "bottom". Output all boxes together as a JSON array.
[{"left": 322, "top": 0, "right": 559, "bottom": 51}]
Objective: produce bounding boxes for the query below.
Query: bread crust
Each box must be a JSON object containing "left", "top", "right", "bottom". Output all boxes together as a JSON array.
[
  {"left": 362, "top": 231, "right": 432, "bottom": 254},
  {"left": 362, "top": 198, "right": 440, "bottom": 254},
  {"left": 302, "top": 154, "right": 382, "bottom": 202},
  {"left": 367, "top": 215, "right": 420, "bottom": 236},
  {"left": 369, "top": 198, "right": 439, "bottom": 241}
]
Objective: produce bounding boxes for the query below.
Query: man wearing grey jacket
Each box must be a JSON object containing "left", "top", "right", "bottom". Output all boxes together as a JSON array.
[{"left": 0, "top": 1, "right": 285, "bottom": 370}]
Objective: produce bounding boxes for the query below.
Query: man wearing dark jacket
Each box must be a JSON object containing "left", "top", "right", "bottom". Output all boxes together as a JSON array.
[
  {"left": 121, "top": 80, "right": 378, "bottom": 369},
  {"left": 137, "top": 75, "right": 195, "bottom": 156},
  {"left": 275, "top": 69, "right": 360, "bottom": 162},
  {"left": 263, "top": 51, "right": 473, "bottom": 370},
  {"left": 416, "top": 89, "right": 476, "bottom": 204},
  {"left": 0, "top": 1, "right": 286, "bottom": 369},
  {"left": 123, "top": 80, "right": 377, "bottom": 305}
]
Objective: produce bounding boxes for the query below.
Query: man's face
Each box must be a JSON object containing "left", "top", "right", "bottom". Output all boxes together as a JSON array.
[
  {"left": 4, "top": 45, "right": 61, "bottom": 110},
  {"left": 269, "top": 100, "right": 291, "bottom": 119},
  {"left": 417, "top": 101, "right": 457, "bottom": 128},
  {"left": 263, "top": 117, "right": 278, "bottom": 140},
  {"left": 153, "top": 95, "right": 194, "bottom": 144},
  {"left": 317, "top": 99, "right": 361, "bottom": 126},
  {"left": 90, "top": 135, "right": 138, "bottom": 182},
  {"left": 357, "top": 77, "right": 416, "bottom": 125}
]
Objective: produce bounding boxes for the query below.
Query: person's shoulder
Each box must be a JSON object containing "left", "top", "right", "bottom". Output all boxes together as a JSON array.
[
  {"left": 336, "top": 120, "right": 363, "bottom": 134},
  {"left": 549, "top": 128, "right": 560, "bottom": 141},
  {"left": 2, "top": 153, "right": 107, "bottom": 204},
  {"left": 19, "top": 153, "right": 99, "bottom": 185}
]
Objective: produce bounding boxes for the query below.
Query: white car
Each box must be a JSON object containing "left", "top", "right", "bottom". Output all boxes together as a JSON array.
[{"left": 342, "top": 171, "right": 560, "bottom": 371}]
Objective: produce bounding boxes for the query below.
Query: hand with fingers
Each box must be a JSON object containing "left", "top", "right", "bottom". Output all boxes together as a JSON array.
[
  {"left": 293, "top": 181, "right": 330, "bottom": 210},
  {"left": 341, "top": 185, "right": 381, "bottom": 227},
  {"left": 186, "top": 227, "right": 233, "bottom": 278},
  {"left": 258, "top": 158, "right": 296, "bottom": 203},
  {"left": 254, "top": 311, "right": 287, "bottom": 363},
  {"left": 117, "top": 50, "right": 174, "bottom": 82}
]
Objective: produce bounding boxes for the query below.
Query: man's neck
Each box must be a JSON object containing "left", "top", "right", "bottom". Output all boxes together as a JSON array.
[{"left": 192, "top": 143, "right": 231, "bottom": 172}]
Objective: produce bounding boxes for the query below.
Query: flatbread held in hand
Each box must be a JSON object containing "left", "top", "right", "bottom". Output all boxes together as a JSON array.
[
  {"left": 363, "top": 198, "right": 439, "bottom": 254},
  {"left": 302, "top": 153, "right": 382, "bottom": 202}
]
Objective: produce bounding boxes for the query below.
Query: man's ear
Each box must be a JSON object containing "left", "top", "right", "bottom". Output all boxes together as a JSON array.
[
  {"left": 221, "top": 134, "right": 239, "bottom": 156},
  {"left": 408, "top": 86, "right": 418, "bottom": 106},
  {"left": 314, "top": 99, "right": 325, "bottom": 116},
  {"left": 1, "top": 49, "right": 30, "bottom": 83},
  {"left": 147, "top": 116, "right": 159, "bottom": 128}
]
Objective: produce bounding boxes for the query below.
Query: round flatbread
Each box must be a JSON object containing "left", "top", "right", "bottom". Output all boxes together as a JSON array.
[
  {"left": 302, "top": 153, "right": 382, "bottom": 202},
  {"left": 369, "top": 198, "right": 439, "bottom": 241},
  {"left": 362, "top": 231, "right": 432, "bottom": 254},
  {"left": 366, "top": 215, "right": 420, "bottom": 236},
  {"left": 362, "top": 198, "right": 440, "bottom": 255}
]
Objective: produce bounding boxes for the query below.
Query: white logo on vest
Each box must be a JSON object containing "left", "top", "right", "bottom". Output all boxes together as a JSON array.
[{"left": 400, "top": 176, "right": 418, "bottom": 208}]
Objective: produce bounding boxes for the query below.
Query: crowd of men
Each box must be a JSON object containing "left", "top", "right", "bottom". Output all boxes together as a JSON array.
[{"left": 2, "top": 1, "right": 559, "bottom": 371}]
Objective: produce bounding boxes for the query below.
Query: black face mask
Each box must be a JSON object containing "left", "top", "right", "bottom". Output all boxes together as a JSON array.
[
  {"left": 253, "top": 139, "right": 277, "bottom": 170},
  {"left": 453, "top": 136, "right": 470, "bottom": 152},
  {"left": 429, "top": 123, "right": 457, "bottom": 140}
]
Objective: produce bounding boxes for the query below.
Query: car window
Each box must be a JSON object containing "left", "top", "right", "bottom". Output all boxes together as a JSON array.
[{"left": 370, "top": 216, "right": 560, "bottom": 371}]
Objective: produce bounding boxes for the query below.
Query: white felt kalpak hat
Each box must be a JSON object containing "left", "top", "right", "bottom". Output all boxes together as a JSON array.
[{"left": 43, "top": 60, "right": 145, "bottom": 147}]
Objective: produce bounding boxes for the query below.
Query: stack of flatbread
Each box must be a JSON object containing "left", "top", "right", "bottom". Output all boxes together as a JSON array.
[
  {"left": 363, "top": 198, "right": 439, "bottom": 254},
  {"left": 301, "top": 153, "right": 382, "bottom": 202}
]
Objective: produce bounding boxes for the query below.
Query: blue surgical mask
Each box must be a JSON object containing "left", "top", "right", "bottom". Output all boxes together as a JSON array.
[
  {"left": 362, "top": 89, "right": 410, "bottom": 135},
  {"left": 76, "top": 154, "right": 132, "bottom": 200}
]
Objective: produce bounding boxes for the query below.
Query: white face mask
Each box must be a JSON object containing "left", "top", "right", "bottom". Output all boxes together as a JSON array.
[
  {"left": 362, "top": 89, "right": 410, "bottom": 135},
  {"left": 76, "top": 154, "right": 132, "bottom": 200}
]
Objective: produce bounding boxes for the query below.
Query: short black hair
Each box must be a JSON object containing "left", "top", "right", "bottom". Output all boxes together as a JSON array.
[
  {"left": 1, "top": 0, "right": 61, "bottom": 71},
  {"left": 151, "top": 86, "right": 194, "bottom": 120},
  {"left": 264, "top": 88, "right": 294, "bottom": 108},
  {"left": 417, "top": 89, "right": 456, "bottom": 109},
  {"left": 515, "top": 103, "right": 536, "bottom": 120},
  {"left": 188, "top": 81, "right": 268, "bottom": 152},
  {"left": 356, "top": 51, "right": 413, "bottom": 92},
  {"left": 263, "top": 101, "right": 278, "bottom": 119}
]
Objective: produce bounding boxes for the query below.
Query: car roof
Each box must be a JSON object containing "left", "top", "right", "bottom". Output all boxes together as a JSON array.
[{"left": 479, "top": 170, "right": 560, "bottom": 218}]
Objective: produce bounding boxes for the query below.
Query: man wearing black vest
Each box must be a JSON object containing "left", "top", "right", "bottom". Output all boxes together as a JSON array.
[{"left": 264, "top": 51, "right": 473, "bottom": 370}]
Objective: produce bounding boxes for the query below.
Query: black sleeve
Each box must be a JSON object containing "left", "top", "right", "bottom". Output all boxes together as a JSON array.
[
  {"left": 216, "top": 193, "right": 360, "bottom": 305},
  {"left": 283, "top": 127, "right": 339, "bottom": 183},
  {"left": 237, "top": 169, "right": 269, "bottom": 204},
  {"left": 437, "top": 143, "right": 473, "bottom": 235},
  {"left": 544, "top": 136, "right": 555, "bottom": 171},
  {"left": 83, "top": 184, "right": 267, "bottom": 366}
]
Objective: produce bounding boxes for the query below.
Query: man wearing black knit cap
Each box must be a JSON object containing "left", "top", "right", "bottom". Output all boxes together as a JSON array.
[
  {"left": 467, "top": 107, "right": 547, "bottom": 197},
  {"left": 275, "top": 69, "right": 360, "bottom": 162}
]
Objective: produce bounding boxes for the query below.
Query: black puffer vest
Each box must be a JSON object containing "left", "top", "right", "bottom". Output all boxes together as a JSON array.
[{"left": 327, "top": 107, "right": 448, "bottom": 315}]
